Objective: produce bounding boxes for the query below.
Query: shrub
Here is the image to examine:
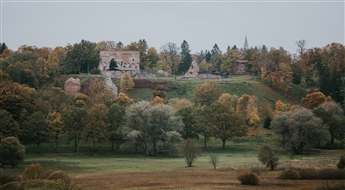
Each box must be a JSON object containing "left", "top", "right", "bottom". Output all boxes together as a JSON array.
[
  {"left": 0, "top": 137, "right": 25, "bottom": 167},
  {"left": 237, "top": 172, "right": 260, "bottom": 185},
  {"left": 22, "top": 163, "right": 45, "bottom": 181},
  {"left": 295, "top": 168, "right": 318, "bottom": 179},
  {"left": 1, "top": 181, "right": 22, "bottom": 190},
  {"left": 278, "top": 169, "right": 301, "bottom": 180},
  {"left": 178, "top": 139, "right": 201, "bottom": 167},
  {"left": 317, "top": 169, "right": 345, "bottom": 180},
  {"left": 21, "top": 180, "right": 46, "bottom": 189},
  {"left": 90, "top": 68, "right": 101, "bottom": 74},
  {"left": 315, "top": 183, "right": 345, "bottom": 190},
  {"left": 337, "top": 154, "right": 345, "bottom": 169},
  {"left": 0, "top": 174, "right": 20, "bottom": 185}
]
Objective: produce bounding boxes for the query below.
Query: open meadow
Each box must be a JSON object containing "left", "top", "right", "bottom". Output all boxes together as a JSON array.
[{"left": 2, "top": 127, "right": 344, "bottom": 190}]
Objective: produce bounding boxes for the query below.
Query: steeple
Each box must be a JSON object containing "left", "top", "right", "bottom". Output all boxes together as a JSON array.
[{"left": 244, "top": 34, "right": 249, "bottom": 49}]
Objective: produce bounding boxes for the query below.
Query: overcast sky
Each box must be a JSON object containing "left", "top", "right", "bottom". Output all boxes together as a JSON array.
[{"left": 1, "top": 0, "right": 344, "bottom": 54}]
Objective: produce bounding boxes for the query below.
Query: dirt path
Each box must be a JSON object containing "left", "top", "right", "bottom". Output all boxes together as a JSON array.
[{"left": 76, "top": 168, "right": 344, "bottom": 190}]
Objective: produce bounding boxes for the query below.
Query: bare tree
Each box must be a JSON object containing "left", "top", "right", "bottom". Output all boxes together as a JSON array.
[
  {"left": 296, "top": 39, "right": 307, "bottom": 54},
  {"left": 210, "top": 154, "right": 219, "bottom": 169},
  {"left": 160, "top": 42, "right": 180, "bottom": 76},
  {"left": 178, "top": 139, "right": 201, "bottom": 167}
]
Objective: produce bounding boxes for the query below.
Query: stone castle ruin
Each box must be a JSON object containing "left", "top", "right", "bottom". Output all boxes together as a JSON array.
[
  {"left": 183, "top": 60, "right": 231, "bottom": 79},
  {"left": 99, "top": 51, "right": 141, "bottom": 78}
]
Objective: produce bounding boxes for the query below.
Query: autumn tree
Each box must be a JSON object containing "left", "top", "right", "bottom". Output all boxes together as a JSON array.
[
  {"left": 258, "top": 144, "right": 279, "bottom": 170},
  {"left": 48, "top": 46, "right": 66, "bottom": 77},
  {"left": 120, "top": 72, "right": 135, "bottom": 92},
  {"left": 5, "top": 61, "right": 38, "bottom": 88},
  {"left": 0, "top": 109, "right": 20, "bottom": 138},
  {"left": 22, "top": 112, "right": 50, "bottom": 153},
  {"left": 273, "top": 100, "right": 290, "bottom": 115},
  {"left": 194, "top": 106, "right": 213, "bottom": 149},
  {"left": 194, "top": 81, "right": 221, "bottom": 107},
  {"left": 177, "top": 40, "right": 192, "bottom": 75},
  {"left": 115, "top": 92, "right": 134, "bottom": 107},
  {"left": 47, "top": 112, "right": 65, "bottom": 153},
  {"left": 270, "top": 107, "right": 330, "bottom": 154},
  {"left": 178, "top": 139, "right": 201, "bottom": 167},
  {"left": 209, "top": 101, "right": 247, "bottom": 149},
  {"left": 0, "top": 81, "right": 36, "bottom": 123},
  {"left": 178, "top": 106, "right": 199, "bottom": 140},
  {"left": 313, "top": 101, "right": 345, "bottom": 144},
  {"left": 0, "top": 137, "right": 25, "bottom": 167},
  {"left": 152, "top": 85, "right": 166, "bottom": 102},
  {"left": 49, "top": 87, "right": 73, "bottom": 112},
  {"left": 302, "top": 92, "right": 327, "bottom": 109},
  {"left": 107, "top": 102, "right": 126, "bottom": 151},
  {"left": 142, "top": 47, "right": 159, "bottom": 69},
  {"left": 121, "top": 101, "right": 183, "bottom": 156},
  {"left": 160, "top": 42, "right": 180, "bottom": 76},
  {"left": 62, "top": 106, "right": 87, "bottom": 154},
  {"left": 237, "top": 94, "right": 260, "bottom": 126},
  {"left": 220, "top": 50, "right": 240, "bottom": 74},
  {"left": 84, "top": 104, "right": 110, "bottom": 153},
  {"left": 66, "top": 40, "right": 99, "bottom": 74}
]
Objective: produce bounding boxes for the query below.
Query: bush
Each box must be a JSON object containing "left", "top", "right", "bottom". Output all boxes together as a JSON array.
[
  {"left": 295, "top": 168, "right": 318, "bottom": 179},
  {"left": 22, "top": 163, "right": 44, "bottom": 180},
  {"left": 0, "top": 137, "right": 25, "bottom": 167},
  {"left": 315, "top": 183, "right": 345, "bottom": 190},
  {"left": 237, "top": 172, "right": 260, "bottom": 185},
  {"left": 90, "top": 68, "right": 101, "bottom": 74},
  {"left": 317, "top": 169, "right": 345, "bottom": 180},
  {"left": 337, "top": 154, "right": 345, "bottom": 169},
  {"left": 278, "top": 169, "right": 301, "bottom": 180},
  {"left": 1, "top": 181, "right": 22, "bottom": 190},
  {"left": 178, "top": 139, "right": 201, "bottom": 167},
  {"left": 0, "top": 174, "right": 20, "bottom": 185}
]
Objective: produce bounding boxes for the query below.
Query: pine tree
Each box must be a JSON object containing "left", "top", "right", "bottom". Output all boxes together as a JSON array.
[
  {"left": 177, "top": 40, "right": 192, "bottom": 75},
  {"left": 211, "top": 43, "right": 222, "bottom": 55}
]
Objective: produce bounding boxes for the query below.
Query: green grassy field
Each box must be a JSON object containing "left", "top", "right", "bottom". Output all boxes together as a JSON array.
[{"left": 123, "top": 76, "right": 299, "bottom": 106}]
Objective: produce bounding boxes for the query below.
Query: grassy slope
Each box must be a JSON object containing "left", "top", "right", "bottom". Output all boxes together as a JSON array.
[{"left": 126, "top": 76, "right": 295, "bottom": 106}]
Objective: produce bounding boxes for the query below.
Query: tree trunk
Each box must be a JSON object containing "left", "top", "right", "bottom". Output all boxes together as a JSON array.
[
  {"left": 204, "top": 134, "right": 207, "bottom": 150},
  {"left": 222, "top": 139, "right": 226, "bottom": 150},
  {"left": 270, "top": 160, "right": 274, "bottom": 170},
  {"left": 111, "top": 139, "right": 114, "bottom": 151},
  {"left": 36, "top": 143, "right": 40, "bottom": 153},
  {"left": 56, "top": 141, "right": 59, "bottom": 153},
  {"left": 116, "top": 140, "right": 120, "bottom": 151}
]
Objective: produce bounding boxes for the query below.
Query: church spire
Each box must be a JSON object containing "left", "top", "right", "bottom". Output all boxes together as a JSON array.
[{"left": 244, "top": 34, "right": 249, "bottom": 49}]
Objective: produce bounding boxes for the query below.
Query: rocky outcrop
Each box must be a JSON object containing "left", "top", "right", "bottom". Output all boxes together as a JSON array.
[
  {"left": 64, "top": 77, "right": 81, "bottom": 94},
  {"left": 102, "top": 72, "right": 118, "bottom": 97}
]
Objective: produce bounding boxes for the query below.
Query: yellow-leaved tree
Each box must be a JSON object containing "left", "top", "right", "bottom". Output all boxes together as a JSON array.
[{"left": 120, "top": 72, "right": 135, "bottom": 92}]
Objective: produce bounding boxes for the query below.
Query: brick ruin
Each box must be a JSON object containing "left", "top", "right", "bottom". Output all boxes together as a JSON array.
[
  {"left": 64, "top": 77, "right": 81, "bottom": 94},
  {"left": 98, "top": 51, "right": 141, "bottom": 78}
]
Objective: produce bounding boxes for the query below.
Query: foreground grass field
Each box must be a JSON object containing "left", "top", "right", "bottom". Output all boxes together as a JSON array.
[{"left": 2, "top": 128, "right": 344, "bottom": 189}]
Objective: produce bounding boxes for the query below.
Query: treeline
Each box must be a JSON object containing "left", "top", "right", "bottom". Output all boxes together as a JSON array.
[
  {"left": 0, "top": 40, "right": 344, "bottom": 103},
  {"left": 1, "top": 69, "right": 344, "bottom": 157}
]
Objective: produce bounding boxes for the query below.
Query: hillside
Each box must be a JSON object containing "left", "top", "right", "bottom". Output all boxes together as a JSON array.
[
  {"left": 53, "top": 75, "right": 302, "bottom": 106},
  {"left": 121, "top": 76, "right": 301, "bottom": 106}
]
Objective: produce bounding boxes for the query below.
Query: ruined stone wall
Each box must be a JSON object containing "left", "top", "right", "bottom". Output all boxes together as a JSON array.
[
  {"left": 99, "top": 51, "right": 141, "bottom": 77},
  {"left": 64, "top": 77, "right": 81, "bottom": 94}
]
